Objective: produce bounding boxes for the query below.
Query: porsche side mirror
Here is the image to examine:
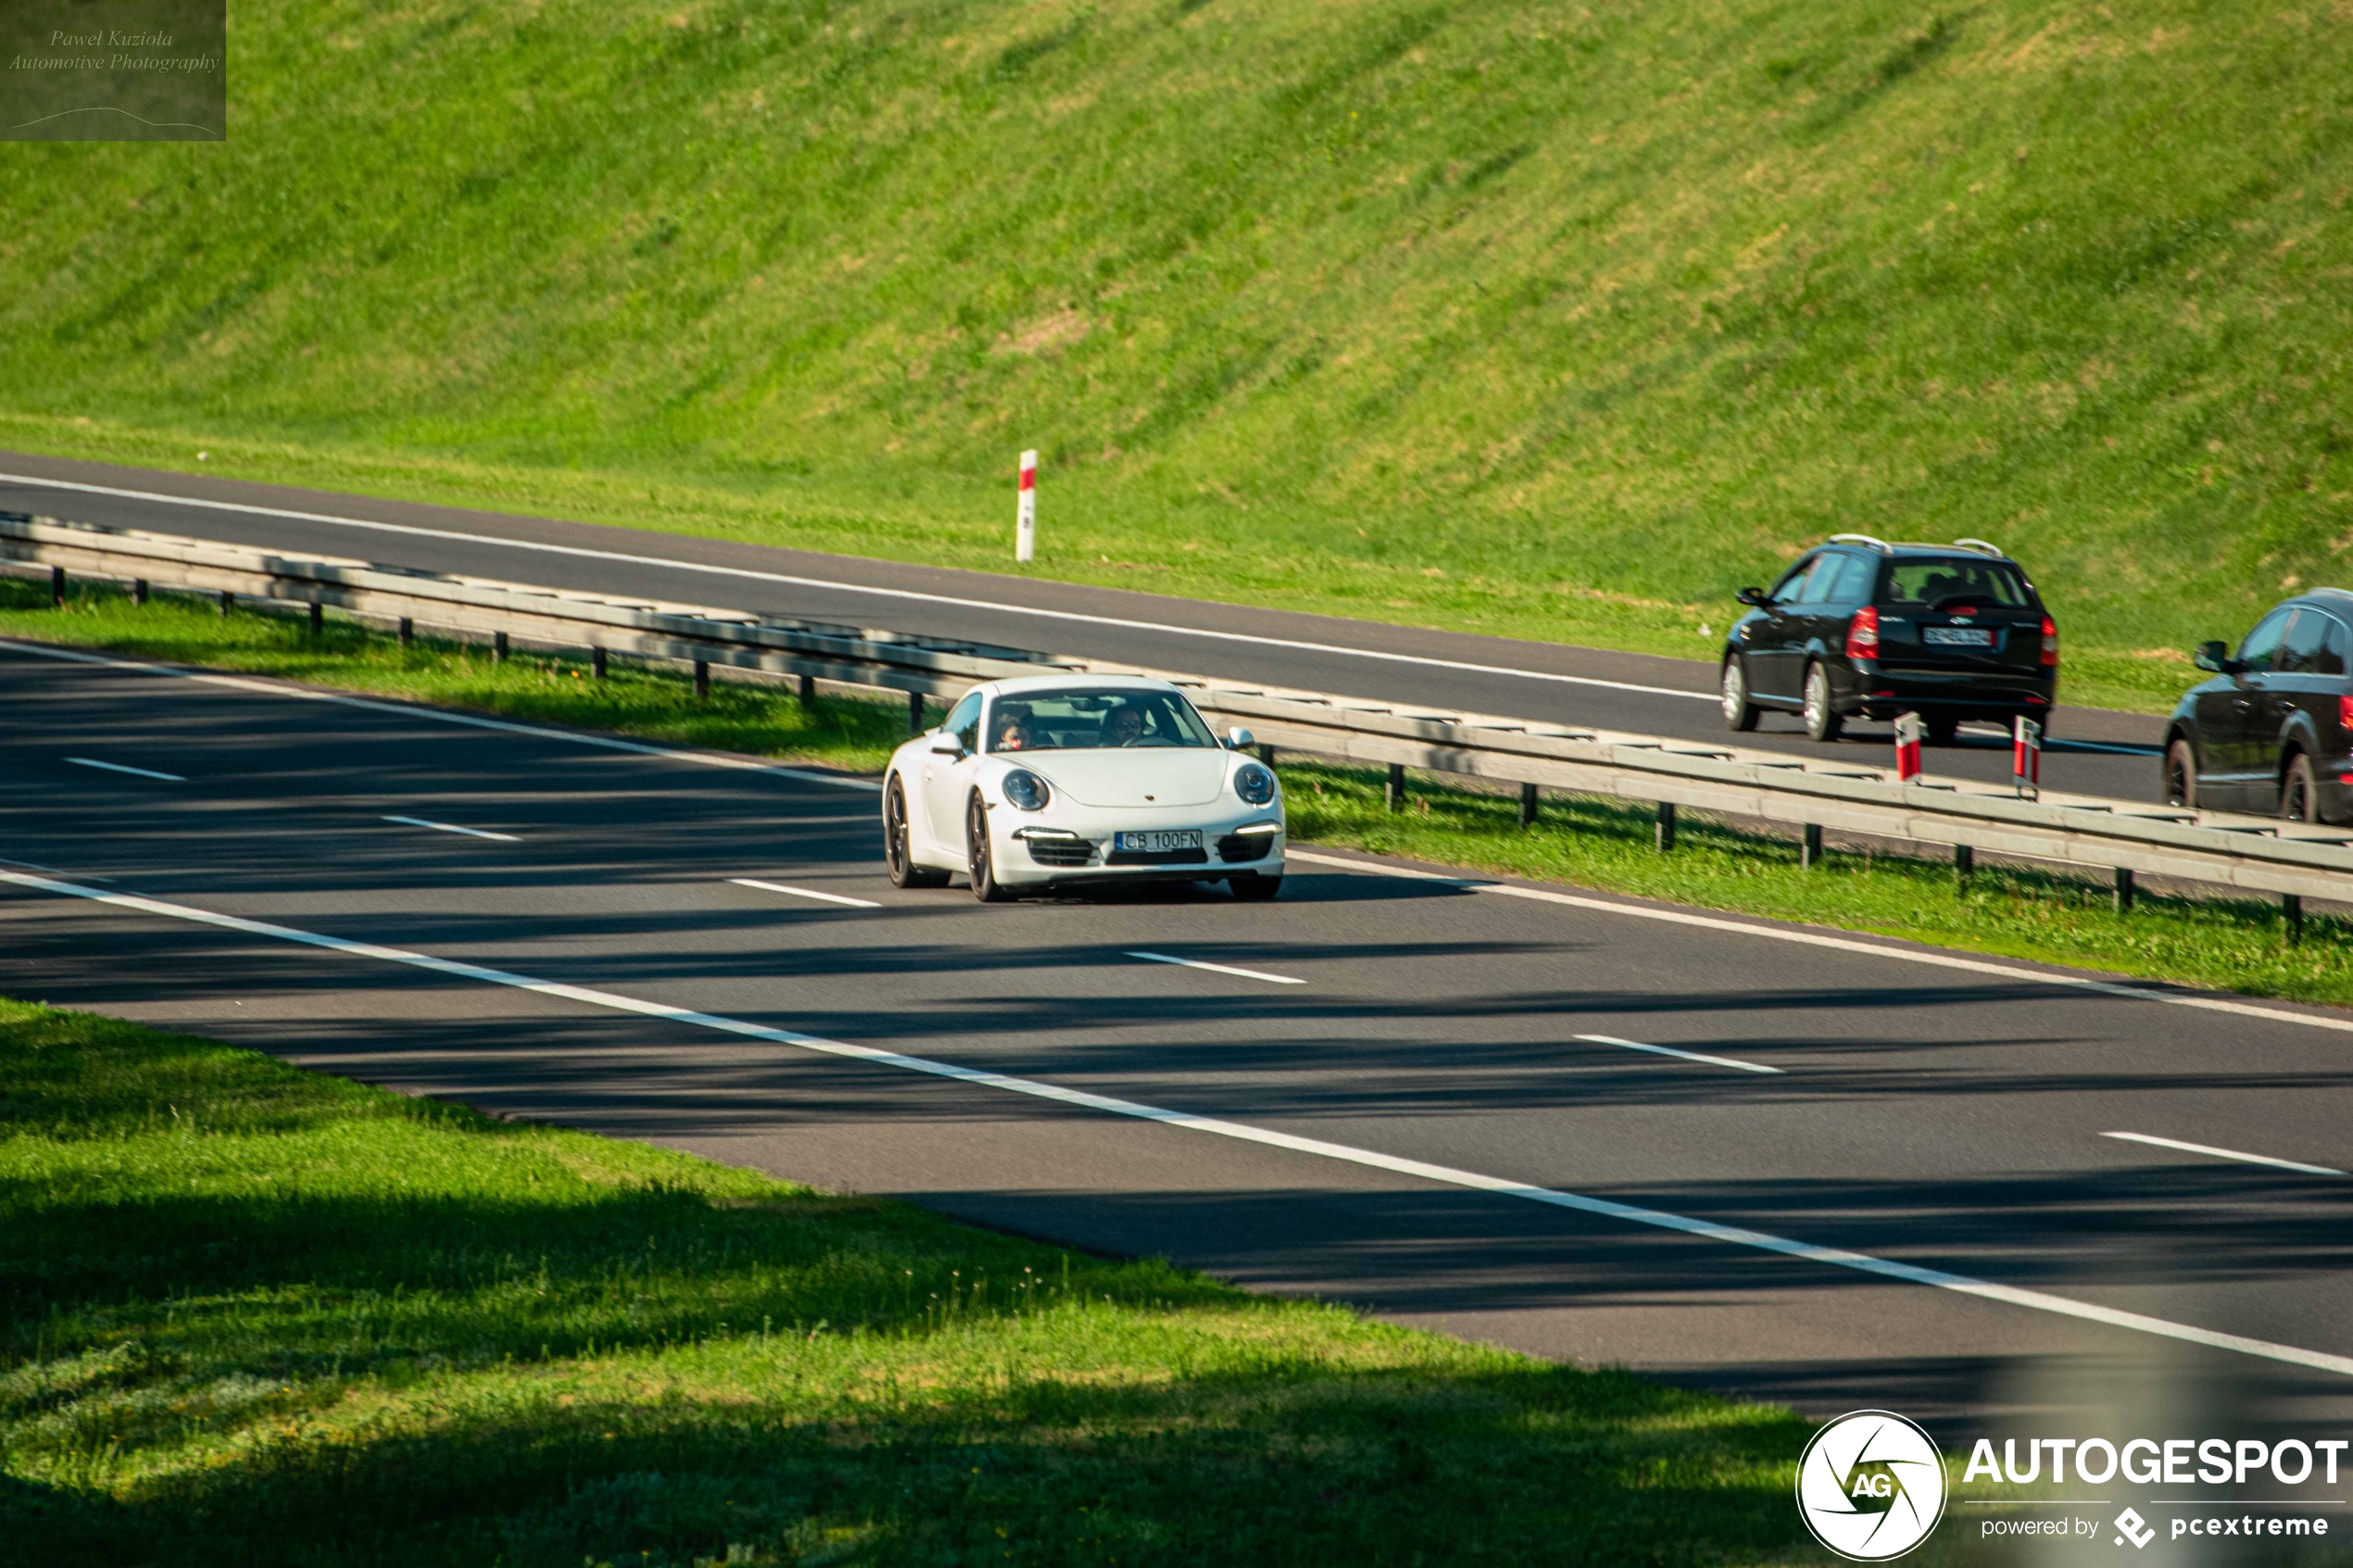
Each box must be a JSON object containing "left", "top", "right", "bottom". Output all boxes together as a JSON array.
[
  {"left": 1734, "top": 586, "right": 1768, "bottom": 608},
  {"left": 929, "top": 734, "right": 964, "bottom": 757},
  {"left": 1226, "top": 726, "right": 1255, "bottom": 751}
]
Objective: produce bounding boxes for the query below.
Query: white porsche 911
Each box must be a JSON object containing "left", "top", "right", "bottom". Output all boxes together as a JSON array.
[{"left": 880, "top": 675, "right": 1285, "bottom": 901}]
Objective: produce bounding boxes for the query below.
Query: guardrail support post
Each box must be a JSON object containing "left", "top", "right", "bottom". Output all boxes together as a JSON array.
[
  {"left": 49, "top": 565, "right": 64, "bottom": 607},
  {"left": 1386, "top": 764, "right": 1406, "bottom": 813},
  {"left": 1655, "top": 800, "right": 1677, "bottom": 852},
  {"left": 908, "top": 691, "right": 925, "bottom": 734},
  {"left": 493, "top": 631, "right": 509, "bottom": 662},
  {"left": 1518, "top": 782, "right": 1538, "bottom": 829},
  {"left": 2112, "top": 867, "right": 2135, "bottom": 913},
  {"left": 308, "top": 602, "right": 324, "bottom": 636},
  {"left": 2284, "top": 893, "right": 2305, "bottom": 946},
  {"left": 798, "top": 673, "right": 815, "bottom": 706},
  {"left": 1257, "top": 744, "right": 1277, "bottom": 768},
  {"left": 218, "top": 590, "right": 233, "bottom": 618},
  {"left": 1801, "top": 823, "right": 1822, "bottom": 869},
  {"left": 132, "top": 579, "right": 148, "bottom": 606},
  {"left": 397, "top": 617, "right": 413, "bottom": 647},
  {"left": 694, "top": 660, "right": 711, "bottom": 701},
  {"left": 591, "top": 646, "right": 607, "bottom": 679},
  {"left": 1954, "top": 844, "right": 1974, "bottom": 885}
]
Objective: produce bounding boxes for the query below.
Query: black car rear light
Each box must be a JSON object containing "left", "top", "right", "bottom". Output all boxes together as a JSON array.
[
  {"left": 2339, "top": 694, "right": 2353, "bottom": 733},
  {"left": 2040, "top": 616, "right": 2058, "bottom": 666},
  {"left": 1844, "top": 605, "right": 1881, "bottom": 660}
]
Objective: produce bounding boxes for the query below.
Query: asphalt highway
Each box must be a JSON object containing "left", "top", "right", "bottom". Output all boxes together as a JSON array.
[
  {"left": 0, "top": 452, "right": 2171, "bottom": 799},
  {"left": 6, "top": 636, "right": 2349, "bottom": 1442}
]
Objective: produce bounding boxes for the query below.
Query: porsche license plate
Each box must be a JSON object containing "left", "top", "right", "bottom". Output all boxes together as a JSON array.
[
  {"left": 1923, "top": 627, "right": 1995, "bottom": 647},
  {"left": 1114, "top": 830, "right": 1202, "bottom": 853}
]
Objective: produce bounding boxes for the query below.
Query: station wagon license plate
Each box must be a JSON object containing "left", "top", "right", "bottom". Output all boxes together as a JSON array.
[
  {"left": 1923, "top": 627, "right": 1995, "bottom": 647},
  {"left": 1114, "top": 830, "right": 1202, "bottom": 854}
]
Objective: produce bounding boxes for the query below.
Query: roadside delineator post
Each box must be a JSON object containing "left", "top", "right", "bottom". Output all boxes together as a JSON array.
[
  {"left": 1894, "top": 711, "right": 1925, "bottom": 784},
  {"left": 2012, "top": 716, "right": 2042, "bottom": 800},
  {"left": 1015, "top": 449, "right": 1038, "bottom": 564}
]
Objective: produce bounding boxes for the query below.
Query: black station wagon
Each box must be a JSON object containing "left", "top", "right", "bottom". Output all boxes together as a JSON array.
[
  {"left": 1721, "top": 536, "right": 2058, "bottom": 744},
  {"left": 2164, "top": 589, "right": 2353, "bottom": 823}
]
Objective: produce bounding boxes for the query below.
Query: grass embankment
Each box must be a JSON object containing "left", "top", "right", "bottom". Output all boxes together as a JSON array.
[
  {"left": 0, "top": 998, "right": 1813, "bottom": 1566},
  {"left": 8, "top": 572, "right": 2350, "bottom": 1009},
  {"left": 6, "top": 0, "right": 2353, "bottom": 712}
]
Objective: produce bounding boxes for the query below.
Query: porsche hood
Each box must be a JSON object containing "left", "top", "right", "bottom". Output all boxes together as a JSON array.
[{"left": 1012, "top": 749, "right": 1230, "bottom": 808}]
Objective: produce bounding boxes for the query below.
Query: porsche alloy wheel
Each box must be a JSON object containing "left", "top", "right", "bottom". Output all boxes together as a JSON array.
[
  {"left": 967, "top": 794, "right": 1016, "bottom": 902},
  {"left": 885, "top": 777, "right": 948, "bottom": 888}
]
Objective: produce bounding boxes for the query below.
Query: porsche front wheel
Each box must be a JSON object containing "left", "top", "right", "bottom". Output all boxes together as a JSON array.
[{"left": 967, "top": 794, "right": 1016, "bottom": 902}]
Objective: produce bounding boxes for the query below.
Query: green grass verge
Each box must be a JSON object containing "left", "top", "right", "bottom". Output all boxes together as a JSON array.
[
  {"left": 5, "top": 0, "right": 2350, "bottom": 715},
  {"left": 0, "top": 575, "right": 930, "bottom": 777},
  {"left": 0, "top": 997, "right": 1815, "bottom": 1566},
  {"left": 6, "top": 571, "right": 2348, "bottom": 1010}
]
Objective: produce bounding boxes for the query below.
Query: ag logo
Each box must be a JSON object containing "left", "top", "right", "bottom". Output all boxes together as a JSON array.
[{"left": 1795, "top": 1410, "right": 1947, "bottom": 1561}]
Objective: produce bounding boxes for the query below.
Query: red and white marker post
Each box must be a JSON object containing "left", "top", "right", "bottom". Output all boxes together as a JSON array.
[
  {"left": 2012, "top": 715, "right": 2042, "bottom": 800},
  {"left": 1015, "top": 448, "right": 1038, "bottom": 564},
  {"left": 1893, "top": 711, "right": 1925, "bottom": 783}
]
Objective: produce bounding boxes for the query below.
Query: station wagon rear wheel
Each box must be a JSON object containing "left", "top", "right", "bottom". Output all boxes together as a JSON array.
[
  {"left": 2281, "top": 752, "right": 2320, "bottom": 824},
  {"left": 1801, "top": 663, "right": 1843, "bottom": 744}
]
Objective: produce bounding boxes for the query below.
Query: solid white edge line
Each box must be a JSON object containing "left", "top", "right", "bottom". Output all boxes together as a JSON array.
[
  {"left": 1284, "top": 849, "right": 2353, "bottom": 1038},
  {"left": 63, "top": 756, "right": 184, "bottom": 782},
  {"left": 0, "top": 470, "right": 1715, "bottom": 703},
  {"left": 382, "top": 815, "right": 521, "bottom": 843},
  {"left": 3, "top": 863, "right": 2348, "bottom": 1380},
  {"left": 729, "top": 877, "right": 881, "bottom": 909},
  {"left": 0, "top": 637, "right": 882, "bottom": 793},
  {"left": 2102, "top": 1131, "right": 2347, "bottom": 1177},
  {"left": 1126, "top": 948, "right": 1306, "bottom": 985},
  {"left": 1575, "top": 1033, "right": 1782, "bottom": 1075}
]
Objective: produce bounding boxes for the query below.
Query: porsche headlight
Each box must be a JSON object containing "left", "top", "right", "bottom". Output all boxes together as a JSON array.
[
  {"left": 1001, "top": 768, "right": 1051, "bottom": 811},
  {"left": 1234, "top": 763, "right": 1277, "bottom": 806}
]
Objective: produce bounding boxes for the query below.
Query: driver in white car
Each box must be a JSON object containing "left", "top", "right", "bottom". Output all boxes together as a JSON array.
[{"left": 1101, "top": 704, "right": 1145, "bottom": 747}]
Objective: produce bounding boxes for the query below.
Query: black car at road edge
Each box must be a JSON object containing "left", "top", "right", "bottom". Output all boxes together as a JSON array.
[
  {"left": 2164, "top": 589, "right": 2353, "bottom": 824},
  {"left": 1720, "top": 535, "right": 2058, "bottom": 744}
]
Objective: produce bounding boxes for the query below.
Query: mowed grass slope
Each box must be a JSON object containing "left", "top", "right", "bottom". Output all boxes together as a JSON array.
[
  {"left": 0, "top": 997, "right": 1816, "bottom": 1565},
  {"left": 3, "top": 0, "right": 2351, "bottom": 703}
]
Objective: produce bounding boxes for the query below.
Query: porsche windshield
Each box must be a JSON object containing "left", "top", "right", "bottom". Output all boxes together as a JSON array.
[{"left": 987, "top": 688, "right": 1216, "bottom": 753}]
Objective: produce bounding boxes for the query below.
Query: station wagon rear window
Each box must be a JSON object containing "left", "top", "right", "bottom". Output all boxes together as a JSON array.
[{"left": 1879, "top": 559, "right": 2030, "bottom": 610}]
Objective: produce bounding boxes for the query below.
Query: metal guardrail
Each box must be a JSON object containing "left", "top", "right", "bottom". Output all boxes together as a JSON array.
[{"left": 6, "top": 511, "right": 2350, "bottom": 909}]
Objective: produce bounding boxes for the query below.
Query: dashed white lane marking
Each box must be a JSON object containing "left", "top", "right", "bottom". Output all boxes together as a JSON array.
[
  {"left": 1575, "top": 1033, "right": 1782, "bottom": 1074},
  {"left": 64, "top": 756, "right": 183, "bottom": 782},
  {"left": 1, "top": 639, "right": 880, "bottom": 792},
  {"left": 1284, "top": 849, "right": 2353, "bottom": 1038},
  {"left": 5, "top": 863, "right": 2351, "bottom": 1380},
  {"left": 729, "top": 877, "right": 880, "bottom": 909},
  {"left": 383, "top": 815, "right": 520, "bottom": 843},
  {"left": 0, "top": 471, "right": 1713, "bottom": 703},
  {"left": 1126, "top": 949, "right": 1305, "bottom": 985},
  {"left": 2103, "top": 1131, "right": 2347, "bottom": 1177}
]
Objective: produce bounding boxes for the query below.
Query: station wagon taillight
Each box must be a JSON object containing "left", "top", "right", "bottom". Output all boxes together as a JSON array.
[
  {"left": 2339, "top": 694, "right": 2353, "bottom": 733},
  {"left": 2040, "top": 617, "right": 2059, "bottom": 666},
  {"left": 1844, "top": 605, "right": 1881, "bottom": 660}
]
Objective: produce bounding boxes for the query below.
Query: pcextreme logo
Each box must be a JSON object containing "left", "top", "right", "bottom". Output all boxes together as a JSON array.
[{"left": 1796, "top": 1410, "right": 1950, "bottom": 1562}]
